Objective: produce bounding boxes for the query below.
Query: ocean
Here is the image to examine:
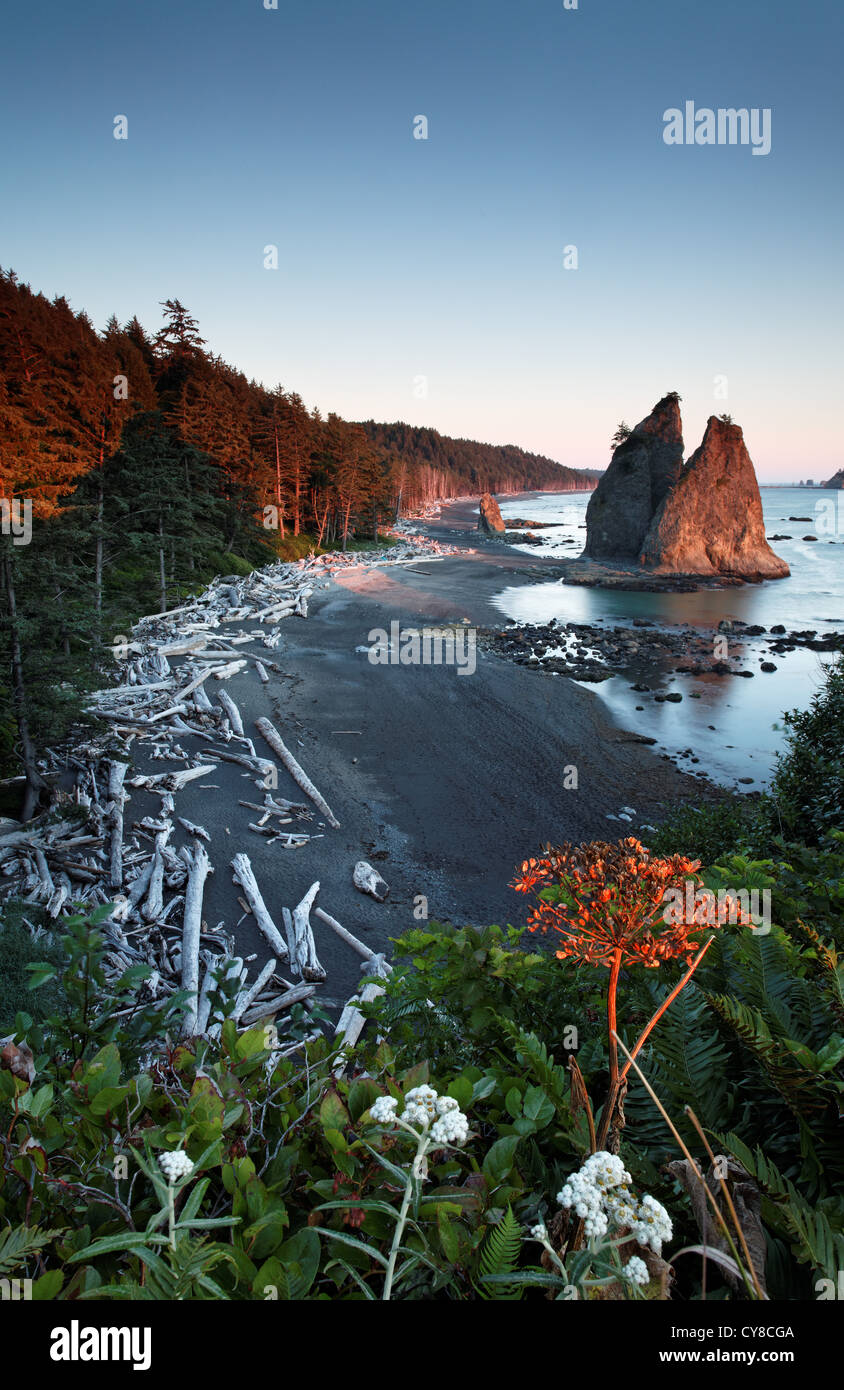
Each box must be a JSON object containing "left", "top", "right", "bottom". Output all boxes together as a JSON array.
[{"left": 488, "top": 488, "right": 844, "bottom": 792}]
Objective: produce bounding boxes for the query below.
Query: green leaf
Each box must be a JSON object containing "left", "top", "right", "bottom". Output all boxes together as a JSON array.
[
  {"left": 90, "top": 1084, "right": 131, "bottom": 1116},
  {"left": 522, "top": 1086, "right": 555, "bottom": 1128},
  {"left": 317, "top": 1229, "right": 389, "bottom": 1268},
  {"left": 482, "top": 1136, "right": 520, "bottom": 1186},
  {"left": 319, "top": 1091, "right": 351, "bottom": 1133},
  {"left": 437, "top": 1207, "right": 460, "bottom": 1263},
  {"left": 31, "top": 1269, "right": 64, "bottom": 1300}
]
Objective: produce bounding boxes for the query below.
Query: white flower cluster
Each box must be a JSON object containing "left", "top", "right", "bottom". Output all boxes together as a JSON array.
[
  {"left": 158, "top": 1149, "right": 195, "bottom": 1184},
  {"left": 557, "top": 1151, "right": 672, "bottom": 1255},
  {"left": 623, "top": 1255, "right": 650, "bottom": 1287},
  {"left": 368, "top": 1086, "right": 469, "bottom": 1147},
  {"left": 629, "top": 1193, "right": 673, "bottom": 1254},
  {"left": 530, "top": 1223, "right": 548, "bottom": 1242}
]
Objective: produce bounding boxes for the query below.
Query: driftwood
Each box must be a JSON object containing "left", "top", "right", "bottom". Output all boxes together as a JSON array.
[
  {"left": 255, "top": 718, "right": 340, "bottom": 828},
  {"left": 230, "top": 853, "right": 289, "bottom": 958},
  {"left": 217, "top": 689, "right": 244, "bottom": 737},
  {"left": 108, "top": 761, "right": 129, "bottom": 889},
  {"left": 240, "top": 983, "right": 316, "bottom": 1028},
  {"left": 314, "top": 906, "right": 373, "bottom": 961},
  {"left": 233, "top": 957, "right": 278, "bottom": 1023},
  {"left": 181, "top": 842, "right": 213, "bottom": 1035},
  {"left": 0, "top": 545, "right": 446, "bottom": 1040},
  {"left": 195, "top": 953, "right": 222, "bottom": 1035},
  {"left": 284, "top": 881, "right": 326, "bottom": 982},
  {"left": 334, "top": 954, "right": 392, "bottom": 1074},
  {"left": 353, "top": 860, "right": 389, "bottom": 902}
]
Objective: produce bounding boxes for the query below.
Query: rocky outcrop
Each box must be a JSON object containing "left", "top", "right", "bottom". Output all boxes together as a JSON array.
[
  {"left": 584, "top": 396, "right": 684, "bottom": 559},
  {"left": 478, "top": 492, "right": 505, "bottom": 534},
  {"left": 639, "top": 417, "right": 789, "bottom": 580},
  {"left": 822, "top": 469, "right": 844, "bottom": 489}
]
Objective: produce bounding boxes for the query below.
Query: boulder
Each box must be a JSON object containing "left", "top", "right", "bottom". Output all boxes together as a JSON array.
[
  {"left": 584, "top": 395, "right": 684, "bottom": 559},
  {"left": 638, "top": 417, "right": 789, "bottom": 580},
  {"left": 478, "top": 493, "right": 506, "bottom": 534}
]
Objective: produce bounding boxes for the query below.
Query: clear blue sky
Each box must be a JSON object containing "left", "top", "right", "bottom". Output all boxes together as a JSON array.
[{"left": 1, "top": 0, "right": 841, "bottom": 480}]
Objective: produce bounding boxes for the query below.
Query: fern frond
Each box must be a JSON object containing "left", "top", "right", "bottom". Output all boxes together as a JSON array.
[
  {"left": 477, "top": 1205, "right": 523, "bottom": 1301},
  {"left": 717, "top": 1134, "right": 844, "bottom": 1280},
  {"left": 0, "top": 1224, "right": 61, "bottom": 1278}
]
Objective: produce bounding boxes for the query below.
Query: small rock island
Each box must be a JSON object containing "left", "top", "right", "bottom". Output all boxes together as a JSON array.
[{"left": 584, "top": 395, "right": 789, "bottom": 583}]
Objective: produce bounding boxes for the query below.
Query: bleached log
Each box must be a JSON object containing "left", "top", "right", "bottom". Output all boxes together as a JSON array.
[
  {"left": 205, "top": 956, "right": 247, "bottom": 1040},
  {"left": 231, "top": 853, "right": 289, "bottom": 958},
  {"left": 195, "top": 954, "right": 221, "bottom": 1035},
  {"left": 286, "top": 881, "right": 326, "bottom": 982},
  {"left": 142, "top": 826, "right": 172, "bottom": 921},
  {"left": 177, "top": 817, "right": 211, "bottom": 842},
  {"left": 255, "top": 718, "right": 340, "bottom": 828},
  {"left": 212, "top": 748, "right": 275, "bottom": 777},
  {"left": 240, "top": 983, "right": 315, "bottom": 1028},
  {"left": 47, "top": 885, "right": 69, "bottom": 919},
  {"left": 33, "top": 848, "right": 55, "bottom": 896},
  {"left": 108, "top": 761, "right": 128, "bottom": 889},
  {"left": 353, "top": 860, "right": 389, "bottom": 902},
  {"left": 181, "top": 842, "right": 213, "bottom": 1036},
  {"left": 314, "top": 906, "right": 379, "bottom": 963},
  {"left": 217, "top": 690, "right": 244, "bottom": 736},
  {"left": 233, "top": 957, "right": 278, "bottom": 1023},
  {"left": 212, "top": 660, "right": 247, "bottom": 680},
  {"left": 193, "top": 684, "right": 214, "bottom": 712},
  {"left": 127, "top": 857, "right": 154, "bottom": 909},
  {"left": 333, "top": 958, "right": 392, "bottom": 1074},
  {"left": 157, "top": 637, "right": 211, "bottom": 658},
  {"left": 255, "top": 662, "right": 269, "bottom": 684}
]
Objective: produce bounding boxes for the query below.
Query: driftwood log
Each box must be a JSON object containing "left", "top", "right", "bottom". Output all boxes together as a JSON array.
[
  {"left": 230, "top": 853, "right": 288, "bottom": 958},
  {"left": 181, "top": 842, "right": 213, "bottom": 1035},
  {"left": 255, "top": 718, "right": 340, "bottom": 828}
]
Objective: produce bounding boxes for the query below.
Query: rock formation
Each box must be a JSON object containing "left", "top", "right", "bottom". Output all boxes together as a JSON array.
[
  {"left": 478, "top": 492, "right": 505, "bottom": 534},
  {"left": 582, "top": 398, "right": 789, "bottom": 582},
  {"left": 584, "top": 395, "right": 684, "bottom": 559},
  {"left": 639, "top": 416, "right": 789, "bottom": 579},
  {"left": 822, "top": 468, "right": 844, "bottom": 489}
]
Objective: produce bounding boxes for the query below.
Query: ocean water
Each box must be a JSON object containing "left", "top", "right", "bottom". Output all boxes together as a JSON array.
[{"left": 489, "top": 488, "right": 844, "bottom": 791}]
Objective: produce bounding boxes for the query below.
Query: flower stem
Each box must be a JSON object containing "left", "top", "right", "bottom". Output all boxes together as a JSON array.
[
  {"left": 383, "top": 1134, "right": 427, "bottom": 1301},
  {"left": 168, "top": 1184, "right": 177, "bottom": 1252}
]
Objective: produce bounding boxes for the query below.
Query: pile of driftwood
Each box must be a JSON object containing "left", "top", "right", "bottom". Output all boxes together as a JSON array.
[{"left": 0, "top": 546, "right": 433, "bottom": 1060}]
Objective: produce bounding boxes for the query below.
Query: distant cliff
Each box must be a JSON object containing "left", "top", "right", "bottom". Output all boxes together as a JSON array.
[
  {"left": 362, "top": 421, "right": 602, "bottom": 502},
  {"left": 822, "top": 469, "right": 844, "bottom": 489},
  {"left": 584, "top": 397, "right": 789, "bottom": 581}
]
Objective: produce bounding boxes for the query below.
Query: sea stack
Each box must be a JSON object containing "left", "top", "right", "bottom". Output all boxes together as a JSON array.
[
  {"left": 584, "top": 395, "right": 684, "bottom": 559},
  {"left": 639, "top": 416, "right": 790, "bottom": 580},
  {"left": 478, "top": 492, "right": 506, "bottom": 534}
]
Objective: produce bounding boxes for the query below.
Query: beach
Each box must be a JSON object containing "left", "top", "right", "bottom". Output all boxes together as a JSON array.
[{"left": 128, "top": 500, "right": 713, "bottom": 1007}]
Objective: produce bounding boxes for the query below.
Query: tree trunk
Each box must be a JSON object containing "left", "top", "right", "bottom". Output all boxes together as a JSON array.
[
  {"left": 2, "top": 548, "right": 48, "bottom": 821},
  {"left": 158, "top": 512, "right": 167, "bottom": 613},
  {"left": 273, "top": 416, "right": 286, "bottom": 538},
  {"left": 94, "top": 473, "right": 104, "bottom": 618}
]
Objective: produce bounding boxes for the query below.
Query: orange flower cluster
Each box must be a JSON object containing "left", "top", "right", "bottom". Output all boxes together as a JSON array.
[{"left": 512, "top": 838, "right": 725, "bottom": 969}]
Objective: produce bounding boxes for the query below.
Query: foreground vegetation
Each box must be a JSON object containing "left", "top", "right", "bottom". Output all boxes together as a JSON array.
[{"left": 0, "top": 666, "right": 841, "bottom": 1301}]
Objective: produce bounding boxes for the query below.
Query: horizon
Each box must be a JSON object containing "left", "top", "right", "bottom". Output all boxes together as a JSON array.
[{"left": 1, "top": 0, "right": 841, "bottom": 482}]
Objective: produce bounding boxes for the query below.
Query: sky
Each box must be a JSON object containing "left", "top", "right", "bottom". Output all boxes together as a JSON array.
[{"left": 1, "top": 0, "right": 841, "bottom": 481}]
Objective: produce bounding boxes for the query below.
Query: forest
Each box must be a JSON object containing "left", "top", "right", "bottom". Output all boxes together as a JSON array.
[{"left": 0, "top": 270, "right": 597, "bottom": 807}]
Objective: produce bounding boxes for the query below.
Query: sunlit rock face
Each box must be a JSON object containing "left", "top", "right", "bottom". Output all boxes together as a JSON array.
[
  {"left": 478, "top": 492, "right": 506, "bottom": 533},
  {"left": 639, "top": 416, "right": 790, "bottom": 580},
  {"left": 584, "top": 396, "right": 684, "bottom": 560}
]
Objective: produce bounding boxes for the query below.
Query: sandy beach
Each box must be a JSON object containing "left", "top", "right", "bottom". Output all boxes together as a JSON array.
[{"left": 126, "top": 498, "right": 710, "bottom": 1009}]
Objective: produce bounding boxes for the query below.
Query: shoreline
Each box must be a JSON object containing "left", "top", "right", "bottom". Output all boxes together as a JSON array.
[{"left": 131, "top": 512, "right": 714, "bottom": 1005}]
